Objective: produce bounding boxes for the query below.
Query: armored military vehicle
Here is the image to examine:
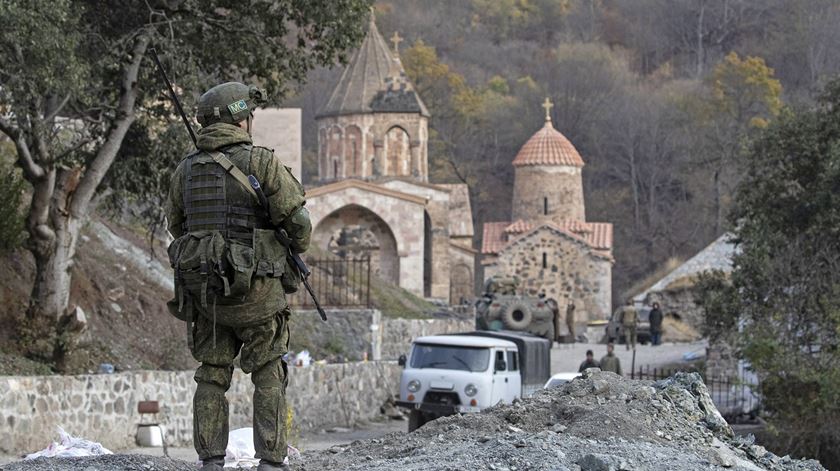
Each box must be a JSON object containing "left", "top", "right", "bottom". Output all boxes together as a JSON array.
[{"left": 474, "top": 276, "right": 559, "bottom": 341}]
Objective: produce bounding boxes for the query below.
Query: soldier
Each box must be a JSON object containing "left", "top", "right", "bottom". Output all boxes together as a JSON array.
[
  {"left": 165, "top": 82, "right": 311, "bottom": 471},
  {"left": 620, "top": 299, "right": 639, "bottom": 350},
  {"left": 599, "top": 342, "right": 622, "bottom": 375},
  {"left": 566, "top": 301, "right": 576, "bottom": 341}
]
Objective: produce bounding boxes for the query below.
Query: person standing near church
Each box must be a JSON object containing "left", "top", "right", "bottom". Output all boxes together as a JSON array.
[
  {"left": 566, "top": 300, "right": 576, "bottom": 342},
  {"left": 620, "top": 299, "right": 639, "bottom": 350},
  {"left": 166, "top": 82, "right": 311, "bottom": 471},
  {"left": 649, "top": 302, "right": 664, "bottom": 346}
]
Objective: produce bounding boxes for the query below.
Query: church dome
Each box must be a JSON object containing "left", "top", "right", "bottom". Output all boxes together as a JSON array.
[{"left": 512, "top": 117, "right": 584, "bottom": 168}]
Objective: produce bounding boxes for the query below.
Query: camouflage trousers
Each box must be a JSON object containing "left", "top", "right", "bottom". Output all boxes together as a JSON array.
[{"left": 189, "top": 308, "right": 290, "bottom": 463}]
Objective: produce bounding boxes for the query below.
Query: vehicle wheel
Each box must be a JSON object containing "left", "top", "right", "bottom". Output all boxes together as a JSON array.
[
  {"left": 500, "top": 301, "right": 533, "bottom": 330},
  {"left": 408, "top": 410, "right": 426, "bottom": 432}
]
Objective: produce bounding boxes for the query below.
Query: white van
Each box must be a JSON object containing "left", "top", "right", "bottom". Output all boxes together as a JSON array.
[{"left": 396, "top": 330, "right": 551, "bottom": 431}]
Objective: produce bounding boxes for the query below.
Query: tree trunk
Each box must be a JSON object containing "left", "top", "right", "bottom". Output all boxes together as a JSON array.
[
  {"left": 16, "top": 32, "right": 150, "bottom": 371},
  {"left": 23, "top": 167, "right": 85, "bottom": 369}
]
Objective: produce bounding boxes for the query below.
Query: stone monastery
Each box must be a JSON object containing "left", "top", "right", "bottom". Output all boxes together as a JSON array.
[
  {"left": 287, "top": 16, "right": 613, "bottom": 317},
  {"left": 481, "top": 101, "right": 614, "bottom": 322},
  {"left": 304, "top": 16, "right": 476, "bottom": 305}
]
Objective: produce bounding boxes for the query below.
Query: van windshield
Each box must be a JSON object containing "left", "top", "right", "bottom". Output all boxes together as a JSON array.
[{"left": 410, "top": 344, "right": 491, "bottom": 372}]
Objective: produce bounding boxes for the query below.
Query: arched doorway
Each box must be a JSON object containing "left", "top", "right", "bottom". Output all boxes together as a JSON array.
[
  {"left": 312, "top": 204, "right": 400, "bottom": 284},
  {"left": 450, "top": 263, "right": 473, "bottom": 305}
]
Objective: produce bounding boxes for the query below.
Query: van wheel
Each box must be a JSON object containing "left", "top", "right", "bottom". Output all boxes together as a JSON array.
[
  {"left": 500, "top": 301, "right": 533, "bottom": 330},
  {"left": 408, "top": 410, "right": 426, "bottom": 432}
]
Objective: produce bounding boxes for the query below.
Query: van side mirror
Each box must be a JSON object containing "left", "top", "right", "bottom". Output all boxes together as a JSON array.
[
  {"left": 398, "top": 354, "right": 407, "bottom": 367},
  {"left": 495, "top": 359, "right": 507, "bottom": 372}
]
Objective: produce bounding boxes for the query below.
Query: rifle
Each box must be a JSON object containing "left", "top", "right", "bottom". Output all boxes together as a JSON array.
[
  {"left": 149, "top": 48, "right": 197, "bottom": 147},
  {"left": 151, "top": 48, "right": 327, "bottom": 322},
  {"left": 248, "top": 176, "right": 328, "bottom": 322}
]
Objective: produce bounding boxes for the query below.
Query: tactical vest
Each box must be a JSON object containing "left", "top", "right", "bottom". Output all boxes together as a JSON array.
[
  {"left": 182, "top": 144, "right": 270, "bottom": 240},
  {"left": 167, "top": 144, "right": 290, "bottom": 327}
]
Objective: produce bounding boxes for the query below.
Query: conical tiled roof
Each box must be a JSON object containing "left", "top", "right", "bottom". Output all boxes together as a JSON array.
[
  {"left": 512, "top": 117, "right": 584, "bottom": 167},
  {"left": 317, "top": 16, "right": 429, "bottom": 118}
]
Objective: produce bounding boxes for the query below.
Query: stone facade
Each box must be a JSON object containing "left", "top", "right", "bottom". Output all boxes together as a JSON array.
[
  {"left": 0, "top": 363, "right": 401, "bottom": 455},
  {"left": 482, "top": 107, "right": 613, "bottom": 324},
  {"left": 642, "top": 286, "right": 704, "bottom": 330},
  {"left": 302, "top": 16, "right": 475, "bottom": 304},
  {"left": 307, "top": 181, "right": 426, "bottom": 294},
  {"left": 484, "top": 227, "right": 612, "bottom": 324},
  {"left": 512, "top": 165, "right": 585, "bottom": 223},
  {"left": 317, "top": 113, "right": 428, "bottom": 182}
]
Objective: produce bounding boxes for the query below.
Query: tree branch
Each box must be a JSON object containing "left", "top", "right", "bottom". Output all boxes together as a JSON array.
[
  {"left": 1, "top": 117, "right": 47, "bottom": 180},
  {"left": 70, "top": 31, "right": 151, "bottom": 218}
]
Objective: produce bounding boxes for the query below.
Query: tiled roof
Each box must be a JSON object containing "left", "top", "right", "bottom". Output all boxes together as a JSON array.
[
  {"left": 317, "top": 16, "right": 429, "bottom": 118},
  {"left": 482, "top": 219, "right": 613, "bottom": 255},
  {"left": 504, "top": 219, "right": 533, "bottom": 234},
  {"left": 481, "top": 222, "right": 509, "bottom": 254},
  {"left": 511, "top": 120, "right": 585, "bottom": 168}
]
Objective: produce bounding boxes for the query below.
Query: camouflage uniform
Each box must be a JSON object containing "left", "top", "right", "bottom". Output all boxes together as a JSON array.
[{"left": 166, "top": 106, "right": 309, "bottom": 466}]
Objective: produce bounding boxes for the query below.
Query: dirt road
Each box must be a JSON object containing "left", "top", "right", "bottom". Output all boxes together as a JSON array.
[{"left": 552, "top": 339, "right": 707, "bottom": 374}]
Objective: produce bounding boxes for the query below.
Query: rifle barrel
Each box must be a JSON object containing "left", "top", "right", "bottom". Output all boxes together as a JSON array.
[{"left": 150, "top": 48, "right": 197, "bottom": 147}]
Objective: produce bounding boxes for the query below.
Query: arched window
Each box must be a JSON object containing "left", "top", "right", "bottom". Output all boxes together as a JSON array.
[
  {"left": 544, "top": 197, "right": 548, "bottom": 215},
  {"left": 385, "top": 126, "right": 410, "bottom": 176},
  {"left": 542, "top": 252, "right": 547, "bottom": 269}
]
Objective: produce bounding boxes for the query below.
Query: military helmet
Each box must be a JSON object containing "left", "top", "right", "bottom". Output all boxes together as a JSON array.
[{"left": 196, "top": 82, "right": 268, "bottom": 126}]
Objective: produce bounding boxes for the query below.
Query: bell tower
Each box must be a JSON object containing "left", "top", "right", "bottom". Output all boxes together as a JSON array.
[{"left": 315, "top": 15, "right": 430, "bottom": 182}]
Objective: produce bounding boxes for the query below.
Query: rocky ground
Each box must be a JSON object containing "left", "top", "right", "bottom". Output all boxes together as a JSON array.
[
  {"left": 2, "top": 371, "right": 824, "bottom": 471},
  {"left": 297, "top": 371, "right": 823, "bottom": 471}
]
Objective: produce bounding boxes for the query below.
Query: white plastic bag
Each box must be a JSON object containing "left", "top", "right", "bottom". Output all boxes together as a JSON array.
[
  {"left": 224, "top": 428, "right": 299, "bottom": 468},
  {"left": 25, "top": 426, "right": 113, "bottom": 460}
]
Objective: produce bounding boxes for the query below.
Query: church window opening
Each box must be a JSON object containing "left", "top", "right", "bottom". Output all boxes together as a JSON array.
[
  {"left": 386, "top": 126, "right": 410, "bottom": 176},
  {"left": 333, "top": 160, "right": 339, "bottom": 179},
  {"left": 542, "top": 252, "right": 547, "bottom": 269},
  {"left": 544, "top": 197, "right": 548, "bottom": 215}
]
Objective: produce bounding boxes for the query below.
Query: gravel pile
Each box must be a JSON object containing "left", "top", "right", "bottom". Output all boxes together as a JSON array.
[
  {"left": 298, "top": 370, "right": 825, "bottom": 471},
  {"left": 0, "top": 455, "right": 194, "bottom": 471}
]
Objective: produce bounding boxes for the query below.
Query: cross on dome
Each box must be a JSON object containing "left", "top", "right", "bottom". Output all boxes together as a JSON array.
[
  {"left": 390, "top": 32, "right": 403, "bottom": 55},
  {"left": 542, "top": 97, "right": 553, "bottom": 122}
]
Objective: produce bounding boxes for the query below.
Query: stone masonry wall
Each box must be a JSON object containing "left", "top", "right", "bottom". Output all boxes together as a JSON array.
[
  {"left": 0, "top": 362, "right": 401, "bottom": 455},
  {"left": 643, "top": 287, "right": 705, "bottom": 330},
  {"left": 492, "top": 226, "right": 612, "bottom": 324},
  {"left": 512, "top": 166, "right": 585, "bottom": 223}
]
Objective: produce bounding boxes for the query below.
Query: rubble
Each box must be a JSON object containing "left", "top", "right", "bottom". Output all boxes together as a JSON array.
[{"left": 298, "top": 371, "right": 825, "bottom": 471}]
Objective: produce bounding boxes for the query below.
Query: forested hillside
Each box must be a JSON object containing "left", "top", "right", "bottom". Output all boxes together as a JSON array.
[{"left": 282, "top": 0, "right": 840, "bottom": 299}]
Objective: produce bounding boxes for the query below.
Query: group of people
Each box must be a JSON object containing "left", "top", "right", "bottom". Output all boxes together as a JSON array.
[
  {"left": 578, "top": 344, "right": 623, "bottom": 375},
  {"left": 616, "top": 300, "right": 664, "bottom": 349},
  {"left": 575, "top": 301, "right": 667, "bottom": 377}
]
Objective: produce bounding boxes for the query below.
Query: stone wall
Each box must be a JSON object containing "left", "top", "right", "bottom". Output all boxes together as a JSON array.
[
  {"left": 642, "top": 286, "right": 704, "bottom": 330},
  {"left": 0, "top": 362, "right": 401, "bottom": 455},
  {"left": 512, "top": 165, "right": 585, "bottom": 222},
  {"left": 489, "top": 226, "right": 612, "bottom": 323},
  {"left": 291, "top": 309, "right": 475, "bottom": 361},
  {"left": 307, "top": 182, "right": 426, "bottom": 295}
]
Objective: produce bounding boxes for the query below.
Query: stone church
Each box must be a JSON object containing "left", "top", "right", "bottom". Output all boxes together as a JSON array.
[
  {"left": 481, "top": 102, "right": 614, "bottom": 324},
  {"left": 304, "top": 17, "right": 476, "bottom": 304}
]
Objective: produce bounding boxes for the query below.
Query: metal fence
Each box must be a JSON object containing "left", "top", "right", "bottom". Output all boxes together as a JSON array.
[
  {"left": 287, "top": 257, "right": 372, "bottom": 309},
  {"left": 630, "top": 365, "right": 762, "bottom": 419}
]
